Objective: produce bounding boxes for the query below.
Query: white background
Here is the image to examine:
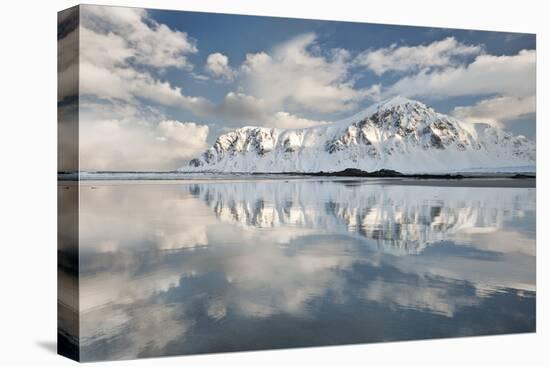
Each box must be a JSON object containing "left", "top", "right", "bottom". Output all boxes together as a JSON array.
[{"left": 0, "top": 0, "right": 547, "bottom": 365}]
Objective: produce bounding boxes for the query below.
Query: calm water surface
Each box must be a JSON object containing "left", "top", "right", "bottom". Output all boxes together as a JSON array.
[{"left": 61, "top": 178, "right": 536, "bottom": 361}]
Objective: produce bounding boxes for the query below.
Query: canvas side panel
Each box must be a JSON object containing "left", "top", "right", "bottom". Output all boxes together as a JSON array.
[{"left": 57, "top": 5, "right": 80, "bottom": 362}]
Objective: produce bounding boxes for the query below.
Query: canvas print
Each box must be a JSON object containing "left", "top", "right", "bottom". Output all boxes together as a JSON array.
[{"left": 58, "top": 4, "right": 536, "bottom": 362}]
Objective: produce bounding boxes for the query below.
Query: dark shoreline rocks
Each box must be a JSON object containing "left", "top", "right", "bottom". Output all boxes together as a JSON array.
[
  {"left": 511, "top": 173, "right": 536, "bottom": 179},
  {"left": 270, "top": 168, "right": 536, "bottom": 179},
  {"left": 288, "top": 168, "right": 467, "bottom": 179}
]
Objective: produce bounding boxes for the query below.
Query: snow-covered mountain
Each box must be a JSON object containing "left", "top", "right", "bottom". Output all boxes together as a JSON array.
[{"left": 183, "top": 96, "right": 535, "bottom": 173}]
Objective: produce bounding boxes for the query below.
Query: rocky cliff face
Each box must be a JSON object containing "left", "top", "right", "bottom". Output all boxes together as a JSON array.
[{"left": 184, "top": 96, "right": 535, "bottom": 173}]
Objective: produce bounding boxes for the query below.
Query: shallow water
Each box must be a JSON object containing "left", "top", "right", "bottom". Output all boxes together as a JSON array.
[{"left": 59, "top": 178, "right": 536, "bottom": 361}]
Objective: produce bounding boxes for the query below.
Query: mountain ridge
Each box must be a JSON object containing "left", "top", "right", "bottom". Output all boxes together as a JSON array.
[{"left": 182, "top": 96, "right": 535, "bottom": 173}]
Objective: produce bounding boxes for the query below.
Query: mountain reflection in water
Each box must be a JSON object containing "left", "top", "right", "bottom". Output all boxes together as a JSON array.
[{"left": 62, "top": 178, "right": 535, "bottom": 361}]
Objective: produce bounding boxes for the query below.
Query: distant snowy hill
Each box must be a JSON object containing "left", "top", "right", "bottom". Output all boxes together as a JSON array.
[{"left": 182, "top": 96, "right": 535, "bottom": 173}]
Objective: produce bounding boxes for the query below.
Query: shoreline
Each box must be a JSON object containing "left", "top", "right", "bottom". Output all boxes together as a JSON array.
[
  {"left": 58, "top": 170, "right": 536, "bottom": 188},
  {"left": 58, "top": 168, "right": 536, "bottom": 181}
]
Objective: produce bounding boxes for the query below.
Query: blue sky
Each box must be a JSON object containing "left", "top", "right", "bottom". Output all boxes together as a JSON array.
[
  {"left": 151, "top": 9, "right": 534, "bottom": 93},
  {"left": 151, "top": 9, "right": 535, "bottom": 132},
  {"left": 69, "top": 5, "right": 536, "bottom": 170}
]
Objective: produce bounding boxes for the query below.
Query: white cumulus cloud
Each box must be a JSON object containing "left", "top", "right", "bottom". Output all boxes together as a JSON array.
[
  {"left": 240, "top": 33, "right": 368, "bottom": 114},
  {"left": 452, "top": 95, "right": 536, "bottom": 127},
  {"left": 387, "top": 49, "right": 536, "bottom": 98},
  {"left": 79, "top": 7, "right": 213, "bottom": 114},
  {"left": 205, "top": 52, "right": 235, "bottom": 81},
  {"left": 265, "top": 112, "right": 331, "bottom": 129},
  {"left": 356, "top": 37, "right": 482, "bottom": 75},
  {"left": 82, "top": 5, "right": 197, "bottom": 70},
  {"left": 79, "top": 102, "right": 209, "bottom": 171}
]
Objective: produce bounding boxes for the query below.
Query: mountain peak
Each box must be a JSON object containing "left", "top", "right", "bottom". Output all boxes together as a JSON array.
[
  {"left": 365, "top": 95, "right": 431, "bottom": 116},
  {"left": 333, "top": 96, "right": 427, "bottom": 127},
  {"left": 377, "top": 95, "right": 422, "bottom": 108}
]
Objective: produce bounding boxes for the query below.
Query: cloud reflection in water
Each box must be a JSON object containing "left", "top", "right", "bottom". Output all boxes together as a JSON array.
[{"left": 69, "top": 179, "right": 535, "bottom": 361}]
